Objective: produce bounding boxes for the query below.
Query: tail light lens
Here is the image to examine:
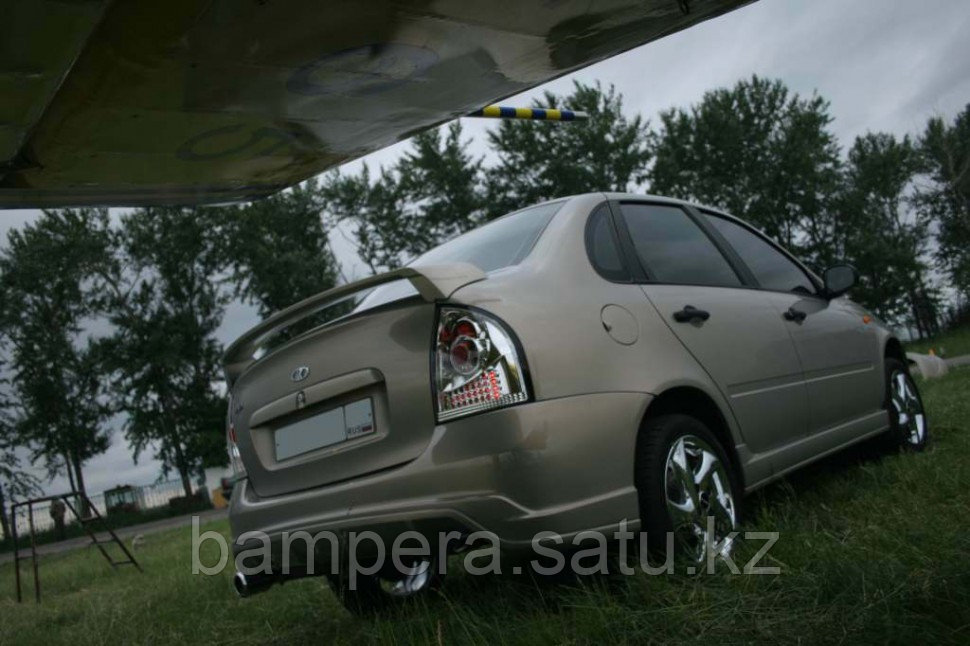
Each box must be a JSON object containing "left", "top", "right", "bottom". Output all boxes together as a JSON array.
[
  {"left": 434, "top": 307, "right": 530, "bottom": 421},
  {"left": 228, "top": 425, "right": 246, "bottom": 477},
  {"left": 226, "top": 395, "right": 246, "bottom": 477}
]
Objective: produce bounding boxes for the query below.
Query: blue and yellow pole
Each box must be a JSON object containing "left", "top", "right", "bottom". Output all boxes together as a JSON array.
[{"left": 469, "top": 106, "right": 589, "bottom": 122}]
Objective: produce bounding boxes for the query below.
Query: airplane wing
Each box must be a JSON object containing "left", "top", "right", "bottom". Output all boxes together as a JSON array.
[{"left": 1, "top": 0, "right": 754, "bottom": 208}]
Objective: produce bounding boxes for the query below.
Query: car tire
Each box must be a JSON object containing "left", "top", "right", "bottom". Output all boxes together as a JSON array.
[
  {"left": 325, "top": 557, "right": 442, "bottom": 615},
  {"left": 882, "top": 357, "right": 929, "bottom": 451},
  {"left": 325, "top": 571, "right": 389, "bottom": 614},
  {"left": 635, "top": 414, "right": 742, "bottom": 564}
]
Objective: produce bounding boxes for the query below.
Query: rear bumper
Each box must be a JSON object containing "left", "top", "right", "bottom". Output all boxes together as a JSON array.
[{"left": 229, "top": 391, "right": 651, "bottom": 554}]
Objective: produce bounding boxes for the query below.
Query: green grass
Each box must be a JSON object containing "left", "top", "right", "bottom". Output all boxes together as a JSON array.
[
  {"left": 2, "top": 369, "right": 969, "bottom": 645},
  {"left": 906, "top": 323, "right": 970, "bottom": 358}
]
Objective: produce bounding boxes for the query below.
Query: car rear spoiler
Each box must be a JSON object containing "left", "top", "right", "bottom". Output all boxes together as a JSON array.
[{"left": 222, "top": 262, "right": 486, "bottom": 385}]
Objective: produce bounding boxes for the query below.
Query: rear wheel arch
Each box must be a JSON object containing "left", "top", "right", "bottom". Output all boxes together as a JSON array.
[{"left": 636, "top": 386, "right": 744, "bottom": 490}]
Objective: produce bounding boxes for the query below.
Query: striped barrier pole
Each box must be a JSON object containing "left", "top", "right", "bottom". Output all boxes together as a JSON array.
[{"left": 468, "top": 106, "right": 589, "bottom": 121}]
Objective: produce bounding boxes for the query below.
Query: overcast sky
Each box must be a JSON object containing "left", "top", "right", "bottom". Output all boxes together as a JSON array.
[{"left": 3, "top": 0, "right": 969, "bottom": 496}]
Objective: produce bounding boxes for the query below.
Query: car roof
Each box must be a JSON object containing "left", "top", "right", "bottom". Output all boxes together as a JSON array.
[{"left": 562, "top": 192, "right": 727, "bottom": 216}]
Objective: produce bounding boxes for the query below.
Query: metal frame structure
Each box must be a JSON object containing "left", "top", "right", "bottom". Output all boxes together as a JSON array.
[{"left": 11, "top": 490, "right": 141, "bottom": 603}]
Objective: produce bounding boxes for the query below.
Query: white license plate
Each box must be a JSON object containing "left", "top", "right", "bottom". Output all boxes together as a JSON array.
[{"left": 274, "top": 398, "right": 374, "bottom": 461}]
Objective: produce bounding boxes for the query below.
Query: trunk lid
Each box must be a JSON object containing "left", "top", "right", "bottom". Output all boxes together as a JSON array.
[{"left": 224, "top": 264, "right": 484, "bottom": 498}]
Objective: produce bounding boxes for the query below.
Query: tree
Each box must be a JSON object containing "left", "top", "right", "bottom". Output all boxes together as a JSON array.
[
  {"left": 0, "top": 376, "right": 41, "bottom": 541},
  {"left": 219, "top": 179, "right": 341, "bottom": 317},
  {"left": 0, "top": 209, "right": 113, "bottom": 513},
  {"left": 324, "top": 165, "right": 408, "bottom": 273},
  {"left": 837, "top": 133, "right": 939, "bottom": 334},
  {"left": 485, "top": 81, "right": 651, "bottom": 218},
  {"left": 397, "top": 122, "right": 484, "bottom": 247},
  {"left": 103, "top": 207, "right": 228, "bottom": 498},
  {"left": 649, "top": 76, "right": 841, "bottom": 264},
  {"left": 0, "top": 444, "right": 41, "bottom": 542},
  {"left": 325, "top": 121, "right": 484, "bottom": 272},
  {"left": 917, "top": 104, "right": 970, "bottom": 299}
]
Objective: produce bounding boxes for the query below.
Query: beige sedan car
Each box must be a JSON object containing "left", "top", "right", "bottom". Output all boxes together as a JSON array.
[{"left": 224, "top": 193, "right": 926, "bottom": 609}]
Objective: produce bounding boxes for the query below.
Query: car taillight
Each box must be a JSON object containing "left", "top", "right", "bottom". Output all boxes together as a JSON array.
[
  {"left": 434, "top": 307, "right": 529, "bottom": 422},
  {"left": 227, "top": 395, "right": 246, "bottom": 477}
]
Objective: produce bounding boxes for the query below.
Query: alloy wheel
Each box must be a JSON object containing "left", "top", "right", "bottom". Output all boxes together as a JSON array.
[
  {"left": 890, "top": 369, "right": 926, "bottom": 446},
  {"left": 663, "top": 435, "right": 737, "bottom": 563}
]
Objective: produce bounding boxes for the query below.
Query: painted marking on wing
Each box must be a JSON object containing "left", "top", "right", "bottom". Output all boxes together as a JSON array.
[{"left": 469, "top": 106, "right": 588, "bottom": 121}]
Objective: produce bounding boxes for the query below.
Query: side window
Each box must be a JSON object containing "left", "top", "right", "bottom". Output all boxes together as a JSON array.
[
  {"left": 620, "top": 203, "right": 741, "bottom": 287},
  {"left": 703, "top": 212, "right": 817, "bottom": 295},
  {"left": 585, "top": 204, "right": 630, "bottom": 281}
]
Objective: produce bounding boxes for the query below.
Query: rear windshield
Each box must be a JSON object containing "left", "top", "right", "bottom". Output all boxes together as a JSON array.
[
  {"left": 248, "top": 201, "right": 563, "bottom": 356},
  {"left": 354, "top": 200, "right": 563, "bottom": 310},
  {"left": 410, "top": 200, "right": 562, "bottom": 272}
]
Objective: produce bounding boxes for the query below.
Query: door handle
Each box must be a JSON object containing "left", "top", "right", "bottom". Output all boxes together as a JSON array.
[
  {"left": 784, "top": 307, "right": 807, "bottom": 322},
  {"left": 673, "top": 305, "right": 710, "bottom": 323}
]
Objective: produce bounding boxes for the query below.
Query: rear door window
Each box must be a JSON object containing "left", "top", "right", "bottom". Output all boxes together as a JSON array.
[
  {"left": 586, "top": 204, "right": 630, "bottom": 281},
  {"left": 619, "top": 203, "right": 741, "bottom": 287},
  {"left": 703, "top": 212, "right": 817, "bottom": 295}
]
